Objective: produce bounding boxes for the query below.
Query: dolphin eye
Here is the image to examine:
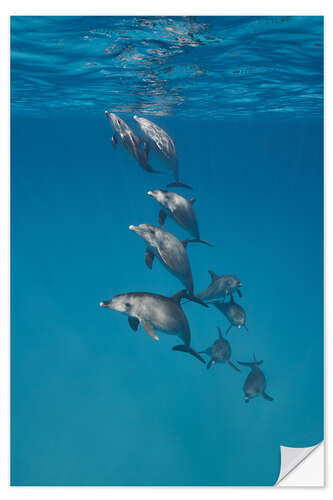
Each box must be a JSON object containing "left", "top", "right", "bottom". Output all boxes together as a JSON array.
[
  {"left": 149, "top": 229, "right": 155, "bottom": 234},
  {"left": 125, "top": 302, "right": 130, "bottom": 307}
]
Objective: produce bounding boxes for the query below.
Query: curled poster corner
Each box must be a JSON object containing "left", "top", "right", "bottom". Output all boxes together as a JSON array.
[{"left": 275, "top": 442, "right": 324, "bottom": 486}]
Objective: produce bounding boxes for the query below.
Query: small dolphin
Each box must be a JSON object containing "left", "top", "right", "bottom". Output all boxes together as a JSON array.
[
  {"left": 105, "top": 111, "right": 162, "bottom": 174},
  {"left": 237, "top": 354, "right": 273, "bottom": 403},
  {"left": 209, "top": 295, "right": 247, "bottom": 334},
  {"left": 147, "top": 189, "right": 213, "bottom": 246},
  {"left": 99, "top": 290, "right": 207, "bottom": 363},
  {"left": 133, "top": 115, "right": 192, "bottom": 189},
  {"left": 199, "top": 327, "right": 240, "bottom": 371},
  {"left": 129, "top": 223, "right": 196, "bottom": 294},
  {"left": 197, "top": 271, "right": 243, "bottom": 302}
]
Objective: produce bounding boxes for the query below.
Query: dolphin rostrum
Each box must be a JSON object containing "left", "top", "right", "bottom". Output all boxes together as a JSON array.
[
  {"left": 237, "top": 354, "right": 273, "bottom": 403},
  {"left": 147, "top": 189, "right": 213, "bottom": 246},
  {"left": 133, "top": 115, "right": 192, "bottom": 189},
  {"left": 209, "top": 295, "right": 248, "bottom": 334},
  {"left": 129, "top": 223, "right": 203, "bottom": 296},
  {"left": 197, "top": 271, "right": 243, "bottom": 301},
  {"left": 199, "top": 327, "right": 240, "bottom": 371},
  {"left": 99, "top": 290, "right": 207, "bottom": 363},
  {"left": 105, "top": 111, "right": 162, "bottom": 174}
]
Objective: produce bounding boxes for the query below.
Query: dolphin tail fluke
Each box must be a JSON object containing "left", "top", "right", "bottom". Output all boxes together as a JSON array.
[
  {"left": 183, "top": 238, "right": 214, "bottom": 248},
  {"left": 184, "top": 292, "right": 209, "bottom": 308},
  {"left": 166, "top": 181, "right": 193, "bottom": 190},
  {"left": 263, "top": 392, "right": 274, "bottom": 401},
  {"left": 172, "top": 344, "right": 206, "bottom": 364}
]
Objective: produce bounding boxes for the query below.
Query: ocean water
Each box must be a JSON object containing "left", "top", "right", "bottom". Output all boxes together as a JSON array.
[{"left": 11, "top": 16, "right": 323, "bottom": 486}]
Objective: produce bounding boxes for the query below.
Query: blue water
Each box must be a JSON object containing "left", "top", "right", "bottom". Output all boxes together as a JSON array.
[{"left": 11, "top": 16, "right": 323, "bottom": 486}]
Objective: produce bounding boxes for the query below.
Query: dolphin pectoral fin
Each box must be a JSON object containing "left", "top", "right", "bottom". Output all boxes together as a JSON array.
[
  {"left": 144, "top": 142, "right": 150, "bottom": 161},
  {"left": 158, "top": 246, "right": 177, "bottom": 272},
  {"left": 237, "top": 288, "right": 243, "bottom": 298},
  {"left": 263, "top": 392, "right": 273, "bottom": 401},
  {"left": 189, "top": 198, "right": 196, "bottom": 204},
  {"left": 111, "top": 134, "right": 117, "bottom": 150},
  {"left": 140, "top": 319, "right": 159, "bottom": 341},
  {"left": 158, "top": 209, "right": 167, "bottom": 227},
  {"left": 145, "top": 248, "right": 155, "bottom": 269},
  {"left": 172, "top": 344, "right": 206, "bottom": 364},
  {"left": 227, "top": 360, "right": 241, "bottom": 372},
  {"left": 207, "top": 359, "right": 215, "bottom": 370},
  {"left": 217, "top": 327, "right": 223, "bottom": 339},
  {"left": 225, "top": 324, "right": 232, "bottom": 335},
  {"left": 128, "top": 317, "right": 139, "bottom": 331}
]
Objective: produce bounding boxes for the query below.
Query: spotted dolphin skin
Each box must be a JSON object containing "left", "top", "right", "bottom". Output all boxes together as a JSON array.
[
  {"left": 105, "top": 111, "right": 162, "bottom": 174},
  {"left": 197, "top": 271, "right": 243, "bottom": 302},
  {"left": 129, "top": 223, "right": 196, "bottom": 294},
  {"left": 133, "top": 115, "right": 192, "bottom": 189},
  {"left": 237, "top": 354, "right": 273, "bottom": 403},
  {"left": 99, "top": 290, "right": 207, "bottom": 363},
  {"left": 199, "top": 327, "right": 240, "bottom": 371},
  {"left": 147, "top": 189, "right": 213, "bottom": 246},
  {"left": 209, "top": 295, "right": 247, "bottom": 334}
]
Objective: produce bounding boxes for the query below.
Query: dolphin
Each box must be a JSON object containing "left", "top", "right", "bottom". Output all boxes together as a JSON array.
[
  {"left": 197, "top": 271, "right": 243, "bottom": 301},
  {"left": 209, "top": 295, "right": 247, "bottom": 334},
  {"left": 99, "top": 290, "right": 207, "bottom": 363},
  {"left": 105, "top": 111, "right": 162, "bottom": 174},
  {"left": 129, "top": 223, "right": 197, "bottom": 295},
  {"left": 237, "top": 354, "right": 273, "bottom": 403},
  {"left": 147, "top": 189, "right": 213, "bottom": 246},
  {"left": 199, "top": 327, "right": 240, "bottom": 371},
  {"left": 133, "top": 115, "right": 192, "bottom": 189}
]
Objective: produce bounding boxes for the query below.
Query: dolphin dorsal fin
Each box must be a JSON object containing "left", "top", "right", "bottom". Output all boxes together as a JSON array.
[
  {"left": 208, "top": 270, "right": 219, "bottom": 282},
  {"left": 189, "top": 198, "right": 196, "bottom": 205}
]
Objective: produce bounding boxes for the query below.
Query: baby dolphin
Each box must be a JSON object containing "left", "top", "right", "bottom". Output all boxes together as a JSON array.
[
  {"left": 147, "top": 189, "right": 213, "bottom": 247},
  {"left": 99, "top": 290, "right": 207, "bottom": 363},
  {"left": 129, "top": 223, "right": 196, "bottom": 295},
  {"left": 199, "top": 327, "right": 240, "bottom": 371},
  {"left": 238, "top": 354, "right": 273, "bottom": 403},
  {"left": 105, "top": 111, "right": 162, "bottom": 174},
  {"left": 197, "top": 271, "right": 243, "bottom": 302},
  {"left": 209, "top": 295, "right": 247, "bottom": 334},
  {"left": 133, "top": 115, "right": 192, "bottom": 189}
]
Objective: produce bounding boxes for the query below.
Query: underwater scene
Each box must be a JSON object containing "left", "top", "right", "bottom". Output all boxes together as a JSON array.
[{"left": 11, "top": 16, "right": 323, "bottom": 486}]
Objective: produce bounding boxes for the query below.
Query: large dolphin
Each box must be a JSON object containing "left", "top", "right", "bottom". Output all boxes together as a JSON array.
[
  {"left": 197, "top": 271, "right": 243, "bottom": 301},
  {"left": 237, "top": 354, "right": 273, "bottom": 403},
  {"left": 99, "top": 290, "right": 207, "bottom": 363},
  {"left": 199, "top": 327, "right": 240, "bottom": 371},
  {"left": 105, "top": 111, "right": 162, "bottom": 174},
  {"left": 133, "top": 115, "right": 192, "bottom": 189},
  {"left": 129, "top": 223, "right": 196, "bottom": 295},
  {"left": 147, "top": 189, "right": 213, "bottom": 246},
  {"left": 209, "top": 295, "right": 248, "bottom": 334}
]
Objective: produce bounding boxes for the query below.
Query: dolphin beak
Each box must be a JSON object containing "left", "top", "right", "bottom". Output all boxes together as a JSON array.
[
  {"left": 129, "top": 225, "right": 136, "bottom": 231},
  {"left": 147, "top": 191, "right": 153, "bottom": 196}
]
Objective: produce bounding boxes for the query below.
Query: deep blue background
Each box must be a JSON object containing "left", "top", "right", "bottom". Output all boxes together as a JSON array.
[{"left": 11, "top": 114, "right": 323, "bottom": 485}]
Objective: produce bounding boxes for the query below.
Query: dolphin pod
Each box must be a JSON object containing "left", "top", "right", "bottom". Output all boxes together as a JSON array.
[{"left": 101, "top": 111, "right": 273, "bottom": 403}]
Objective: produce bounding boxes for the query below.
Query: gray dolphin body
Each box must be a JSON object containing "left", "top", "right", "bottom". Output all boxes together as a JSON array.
[
  {"left": 147, "top": 189, "right": 213, "bottom": 246},
  {"left": 200, "top": 327, "right": 240, "bottom": 371},
  {"left": 105, "top": 111, "right": 161, "bottom": 173},
  {"left": 133, "top": 115, "right": 192, "bottom": 189},
  {"left": 99, "top": 290, "right": 206, "bottom": 363},
  {"left": 129, "top": 223, "right": 194, "bottom": 294},
  {"left": 238, "top": 354, "right": 273, "bottom": 403},
  {"left": 197, "top": 271, "right": 242, "bottom": 301},
  {"left": 209, "top": 295, "right": 247, "bottom": 334}
]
